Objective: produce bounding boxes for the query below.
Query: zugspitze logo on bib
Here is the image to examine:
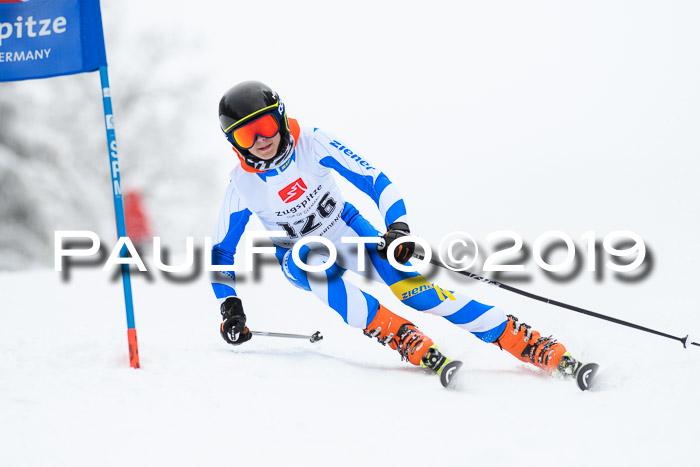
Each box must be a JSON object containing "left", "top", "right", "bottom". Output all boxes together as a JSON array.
[{"left": 279, "top": 178, "right": 307, "bottom": 203}]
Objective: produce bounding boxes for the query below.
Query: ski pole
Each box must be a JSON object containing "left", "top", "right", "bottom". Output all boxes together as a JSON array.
[
  {"left": 250, "top": 330, "right": 323, "bottom": 343},
  {"left": 413, "top": 253, "right": 699, "bottom": 349}
]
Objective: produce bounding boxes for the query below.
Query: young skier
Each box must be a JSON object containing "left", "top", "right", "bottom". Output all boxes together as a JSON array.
[{"left": 211, "top": 80, "right": 585, "bottom": 387}]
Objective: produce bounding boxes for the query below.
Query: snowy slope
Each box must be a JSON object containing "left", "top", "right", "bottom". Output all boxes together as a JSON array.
[{"left": 1, "top": 265, "right": 698, "bottom": 467}]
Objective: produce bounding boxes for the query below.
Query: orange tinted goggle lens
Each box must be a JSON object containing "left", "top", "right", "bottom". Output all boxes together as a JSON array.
[{"left": 232, "top": 114, "right": 280, "bottom": 149}]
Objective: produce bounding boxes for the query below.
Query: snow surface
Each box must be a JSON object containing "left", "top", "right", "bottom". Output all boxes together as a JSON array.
[
  {"left": 1, "top": 266, "right": 699, "bottom": 467},
  {"left": 2, "top": 1, "right": 700, "bottom": 466}
]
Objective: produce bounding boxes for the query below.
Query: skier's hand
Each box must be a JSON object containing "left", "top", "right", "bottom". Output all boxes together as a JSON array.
[
  {"left": 220, "top": 296, "right": 252, "bottom": 345},
  {"left": 377, "top": 222, "right": 414, "bottom": 264}
]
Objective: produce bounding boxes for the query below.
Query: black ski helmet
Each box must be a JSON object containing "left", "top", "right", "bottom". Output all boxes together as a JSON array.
[{"left": 218, "top": 81, "right": 293, "bottom": 171}]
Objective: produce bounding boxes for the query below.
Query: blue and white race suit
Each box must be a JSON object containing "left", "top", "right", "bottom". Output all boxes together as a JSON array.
[{"left": 210, "top": 123, "right": 506, "bottom": 342}]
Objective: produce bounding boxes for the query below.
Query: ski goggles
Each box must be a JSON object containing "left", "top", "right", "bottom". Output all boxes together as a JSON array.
[
  {"left": 229, "top": 113, "right": 280, "bottom": 149},
  {"left": 222, "top": 101, "right": 284, "bottom": 149}
]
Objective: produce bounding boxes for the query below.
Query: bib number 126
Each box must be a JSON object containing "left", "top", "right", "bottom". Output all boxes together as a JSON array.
[{"left": 277, "top": 193, "right": 337, "bottom": 238}]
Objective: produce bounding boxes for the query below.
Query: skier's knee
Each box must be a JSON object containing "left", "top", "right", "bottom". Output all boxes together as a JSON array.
[
  {"left": 281, "top": 247, "right": 312, "bottom": 290},
  {"left": 281, "top": 246, "right": 343, "bottom": 290}
]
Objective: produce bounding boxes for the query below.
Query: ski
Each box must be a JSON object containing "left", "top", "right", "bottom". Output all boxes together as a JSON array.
[
  {"left": 575, "top": 362, "right": 599, "bottom": 391},
  {"left": 558, "top": 353, "right": 599, "bottom": 391},
  {"left": 421, "top": 347, "right": 463, "bottom": 388},
  {"left": 438, "top": 360, "right": 463, "bottom": 388}
]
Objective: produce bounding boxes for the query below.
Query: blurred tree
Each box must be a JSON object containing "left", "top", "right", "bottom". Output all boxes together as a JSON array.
[{"left": 0, "top": 2, "right": 218, "bottom": 270}]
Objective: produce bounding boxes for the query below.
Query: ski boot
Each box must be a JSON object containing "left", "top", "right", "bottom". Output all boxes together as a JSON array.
[
  {"left": 364, "top": 305, "right": 462, "bottom": 387},
  {"left": 364, "top": 304, "right": 434, "bottom": 365},
  {"left": 493, "top": 315, "right": 598, "bottom": 390},
  {"left": 492, "top": 314, "right": 568, "bottom": 372}
]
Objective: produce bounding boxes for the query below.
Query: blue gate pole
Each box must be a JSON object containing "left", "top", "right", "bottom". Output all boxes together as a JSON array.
[{"left": 98, "top": 65, "right": 140, "bottom": 368}]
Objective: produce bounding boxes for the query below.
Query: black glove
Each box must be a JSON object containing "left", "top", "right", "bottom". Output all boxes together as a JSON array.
[
  {"left": 220, "top": 296, "right": 252, "bottom": 345},
  {"left": 376, "top": 222, "right": 414, "bottom": 264}
]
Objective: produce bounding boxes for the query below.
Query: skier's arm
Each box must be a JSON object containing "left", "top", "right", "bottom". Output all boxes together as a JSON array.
[
  {"left": 312, "top": 129, "right": 408, "bottom": 228},
  {"left": 211, "top": 184, "right": 255, "bottom": 345},
  {"left": 210, "top": 184, "right": 252, "bottom": 303},
  {"left": 313, "top": 129, "right": 414, "bottom": 263}
]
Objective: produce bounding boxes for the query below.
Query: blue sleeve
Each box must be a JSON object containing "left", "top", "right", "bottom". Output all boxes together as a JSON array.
[
  {"left": 210, "top": 183, "right": 252, "bottom": 301},
  {"left": 312, "top": 129, "right": 408, "bottom": 227}
]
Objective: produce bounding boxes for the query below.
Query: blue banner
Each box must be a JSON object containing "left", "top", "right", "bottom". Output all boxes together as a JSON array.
[{"left": 0, "top": 0, "right": 106, "bottom": 82}]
